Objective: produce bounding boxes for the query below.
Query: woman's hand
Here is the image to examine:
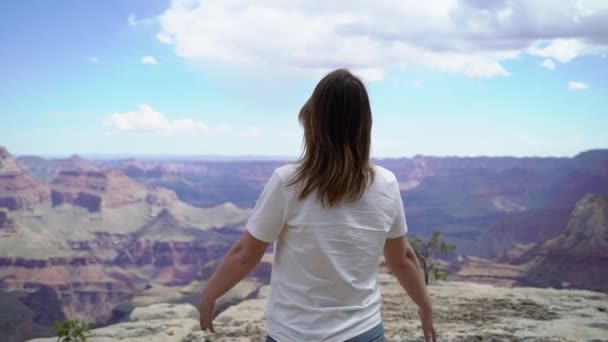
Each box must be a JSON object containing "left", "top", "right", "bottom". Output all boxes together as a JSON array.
[
  {"left": 418, "top": 307, "right": 436, "bottom": 342},
  {"left": 200, "top": 290, "right": 216, "bottom": 333}
]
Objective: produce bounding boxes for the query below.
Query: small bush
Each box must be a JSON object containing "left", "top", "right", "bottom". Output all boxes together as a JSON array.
[
  {"left": 54, "top": 320, "right": 90, "bottom": 342},
  {"left": 409, "top": 231, "right": 456, "bottom": 285}
]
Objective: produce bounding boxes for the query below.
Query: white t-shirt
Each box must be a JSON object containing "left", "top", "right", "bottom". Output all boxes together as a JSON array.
[{"left": 247, "top": 164, "right": 408, "bottom": 342}]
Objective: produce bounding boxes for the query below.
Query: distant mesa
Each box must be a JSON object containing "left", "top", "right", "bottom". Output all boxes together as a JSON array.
[
  {"left": 0, "top": 146, "right": 178, "bottom": 213},
  {"left": 573, "top": 149, "right": 608, "bottom": 171},
  {"left": 50, "top": 169, "right": 177, "bottom": 212},
  {"left": 0, "top": 146, "right": 50, "bottom": 211},
  {"left": 17, "top": 152, "right": 99, "bottom": 182},
  {"left": 124, "top": 162, "right": 180, "bottom": 179}
]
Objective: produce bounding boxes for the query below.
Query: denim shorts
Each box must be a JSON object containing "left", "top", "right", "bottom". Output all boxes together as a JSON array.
[{"left": 266, "top": 322, "right": 385, "bottom": 342}]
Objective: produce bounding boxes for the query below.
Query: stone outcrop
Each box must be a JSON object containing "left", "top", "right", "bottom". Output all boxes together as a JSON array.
[
  {"left": 50, "top": 169, "right": 177, "bottom": 212},
  {"left": 27, "top": 275, "right": 608, "bottom": 342},
  {"left": 28, "top": 303, "right": 201, "bottom": 342},
  {"left": 0, "top": 146, "right": 50, "bottom": 211},
  {"left": 516, "top": 194, "right": 608, "bottom": 292},
  {"left": 454, "top": 194, "right": 608, "bottom": 293},
  {"left": 129, "top": 303, "right": 200, "bottom": 322}
]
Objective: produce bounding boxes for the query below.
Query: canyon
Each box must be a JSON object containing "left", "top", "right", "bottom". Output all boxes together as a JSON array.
[
  {"left": 0, "top": 146, "right": 256, "bottom": 341},
  {"left": 453, "top": 193, "right": 608, "bottom": 293},
  {"left": 1, "top": 145, "right": 607, "bottom": 341}
]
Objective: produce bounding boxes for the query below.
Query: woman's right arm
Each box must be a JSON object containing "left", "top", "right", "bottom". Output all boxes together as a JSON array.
[{"left": 384, "top": 235, "right": 436, "bottom": 342}]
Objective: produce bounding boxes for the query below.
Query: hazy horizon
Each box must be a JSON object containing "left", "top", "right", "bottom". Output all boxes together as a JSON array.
[{"left": 8, "top": 147, "right": 607, "bottom": 161}]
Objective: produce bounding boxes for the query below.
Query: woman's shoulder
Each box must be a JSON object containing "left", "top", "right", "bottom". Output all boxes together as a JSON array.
[
  {"left": 371, "top": 164, "right": 398, "bottom": 184},
  {"left": 271, "top": 163, "right": 398, "bottom": 189},
  {"left": 273, "top": 163, "right": 298, "bottom": 182}
]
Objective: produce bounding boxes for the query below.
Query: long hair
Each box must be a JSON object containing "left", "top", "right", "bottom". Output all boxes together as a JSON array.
[{"left": 288, "top": 68, "right": 375, "bottom": 207}]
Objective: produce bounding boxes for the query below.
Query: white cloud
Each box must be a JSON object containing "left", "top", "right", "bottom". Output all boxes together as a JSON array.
[
  {"left": 156, "top": 0, "right": 608, "bottom": 80},
  {"left": 539, "top": 59, "right": 556, "bottom": 70},
  {"left": 528, "top": 39, "right": 608, "bottom": 63},
  {"left": 128, "top": 14, "right": 137, "bottom": 27},
  {"left": 88, "top": 56, "right": 100, "bottom": 64},
  {"left": 104, "top": 104, "right": 209, "bottom": 134},
  {"left": 141, "top": 56, "right": 158, "bottom": 65},
  {"left": 157, "top": 32, "right": 173, "bottom": 44},
  {"left": 568, "top": 81, "right": 589, "bottom": 90}
]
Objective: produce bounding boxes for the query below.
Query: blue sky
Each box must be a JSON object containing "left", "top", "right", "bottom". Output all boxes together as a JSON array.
[{"left": 1, "top": 0, "right": 607, "bottom": 158}]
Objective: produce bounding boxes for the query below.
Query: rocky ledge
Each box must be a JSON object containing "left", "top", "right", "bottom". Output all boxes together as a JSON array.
[{"left": 29, "top": 274, "right": 608, "bottom": 342}]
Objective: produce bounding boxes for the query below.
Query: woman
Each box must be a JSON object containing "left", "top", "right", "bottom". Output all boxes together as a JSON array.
[{"left": 200, "top": 69, "right": 436, "bottom": 342}]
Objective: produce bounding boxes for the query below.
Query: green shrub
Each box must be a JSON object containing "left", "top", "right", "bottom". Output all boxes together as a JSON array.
[
  {"left": 409, "top": 231, "right": 456, "bottom": 285},
  {"left": 53, "top": 319, "right": 90, "bottom": 342}
]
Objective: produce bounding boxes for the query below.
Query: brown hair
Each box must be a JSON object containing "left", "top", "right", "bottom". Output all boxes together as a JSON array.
[{"left": 288, "top": 68, "right": 375, "bottom": 207}]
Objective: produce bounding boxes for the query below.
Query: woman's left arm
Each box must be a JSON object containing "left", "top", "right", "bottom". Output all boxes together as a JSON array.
[{"left": 200, "top": 231, "right": 269, "bottom": 332}]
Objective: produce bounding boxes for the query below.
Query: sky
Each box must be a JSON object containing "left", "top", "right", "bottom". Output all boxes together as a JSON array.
[{"left": 1, "top": 0, "right": 607, "bottom": 158}]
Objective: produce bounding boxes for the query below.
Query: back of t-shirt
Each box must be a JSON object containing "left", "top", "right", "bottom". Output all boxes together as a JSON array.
[{"left": 247, "top": 164, "right": 407, "bottom": 342}]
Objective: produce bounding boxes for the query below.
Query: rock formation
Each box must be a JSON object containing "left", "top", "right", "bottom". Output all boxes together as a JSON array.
[
  {"left": 0, "top": 147, "right": 254, "bottom": 341},
  {"left": 454, "top": 194, "right": 608, "bottom": 293},
  {"left": 17, "top": 154, "right": 99, "bottom": 181},
  {"left": 117, "top": 150, "right": 608, "bottom": 258},
  {"left": 27, "top": 274, "right": 608, "bottom": 342},
  {"left": 516, "top": 194, "right": 608, "bottom": 292},
  {"left": 113, "top": 208, "right": 245, "bottom": 286},
  {"left": 4, "top": 147, "right": 608, "bottom": 341},
  {"left": 0, "top": 146, "right": 50, "bottom": 211},
  {"left": 50, "top": 169, "right": 177, "bottom": 212},
  {"left": 28, "top": 303, "right": 201, "bottom": 342}
]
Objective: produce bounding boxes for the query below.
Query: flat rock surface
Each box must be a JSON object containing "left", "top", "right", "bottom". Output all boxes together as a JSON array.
[
  {"left": 27, "top": 303, "right": 201, "bottom": 342},
  {"left": 379, "top": 274, "right": 608, "bottom": 342},
  {"left": 186, "top": 275, "right": 608, "bottom": 342},
  {"left": 29, "top": 277, "right": 608, "bottom": 342},
  {"left": 129, "top": 303, "right": 200, "bottom": 321}
]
